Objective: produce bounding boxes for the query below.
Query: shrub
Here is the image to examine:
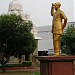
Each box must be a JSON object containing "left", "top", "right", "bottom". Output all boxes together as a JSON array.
[
  {"left": 0, "top": 61, "right": 32, "bottom": 68},
  {"left": 22, "top": 61, "right": 32, "bottom": 66}
]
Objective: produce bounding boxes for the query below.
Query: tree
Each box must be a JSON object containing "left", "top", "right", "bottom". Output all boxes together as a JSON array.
[
  {"left": 0, "top": 14, "right": 37, "bottom": 72},
  {"left": 61, "top": 24, "right": 75, "bottom": 55}
]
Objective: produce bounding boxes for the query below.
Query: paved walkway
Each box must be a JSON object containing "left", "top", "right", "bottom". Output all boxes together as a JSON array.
[{"left": 0, "top": 66, "right": 40, "bottom": 72}]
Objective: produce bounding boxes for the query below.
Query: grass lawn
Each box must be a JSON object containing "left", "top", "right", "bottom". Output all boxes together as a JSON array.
[{"left": 0, "top": 71, "right": 40, "bottom": 75}]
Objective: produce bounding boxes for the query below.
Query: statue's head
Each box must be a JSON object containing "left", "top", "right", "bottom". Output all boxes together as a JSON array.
[{"left": 55, "top": 2, "right": 61, "bottom": 10}]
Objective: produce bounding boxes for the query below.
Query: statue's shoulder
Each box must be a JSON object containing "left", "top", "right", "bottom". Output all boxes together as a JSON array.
[
  {"left": 59, "top": 9, "right": 64, "bottom": 13},
  {"left": 58, "top": 9, "right": 65, "bottom": 15}
]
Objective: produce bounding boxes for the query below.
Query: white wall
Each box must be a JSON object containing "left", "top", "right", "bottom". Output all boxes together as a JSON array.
[{"left": 38, "top": 25, "right": 53, "bottom": 51}]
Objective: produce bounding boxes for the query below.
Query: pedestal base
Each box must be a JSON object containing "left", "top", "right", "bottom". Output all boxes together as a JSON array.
[{"left": 38, "top": 56, "right": 75, "bottom": 75}]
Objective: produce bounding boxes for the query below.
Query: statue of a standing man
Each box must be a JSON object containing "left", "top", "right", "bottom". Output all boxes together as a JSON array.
[{"left": 51, "top": 2, "right": 67, "bottom": 56}]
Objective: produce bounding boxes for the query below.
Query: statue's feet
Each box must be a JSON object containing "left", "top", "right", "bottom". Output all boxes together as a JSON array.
[{"left": 54, "top": 53, "right": 60, "bottom": 56}]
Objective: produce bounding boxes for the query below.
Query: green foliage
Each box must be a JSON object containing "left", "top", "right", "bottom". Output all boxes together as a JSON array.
[
  {"left": 0, "top": 14, "right": 37, "bottom": 71},
  {"left": 22, "top": 61, "right": 32, "bottom": 66},
  {"left": 0, "top": 61, "right": 32, "bottom": 68},
  {"left": 61, "top": 25, "right": 75, "bottom": 55},
  {"left": 0, "top": 71, "right": 40, "bottom": 75}
]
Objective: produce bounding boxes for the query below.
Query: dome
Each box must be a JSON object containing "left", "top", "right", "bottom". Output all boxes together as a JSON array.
[
  {"left": 8, "top": 0, "right": 23, "bottom": 11},
  {"left": 8, "top": 0, "right": 41, "bottom": 40}
]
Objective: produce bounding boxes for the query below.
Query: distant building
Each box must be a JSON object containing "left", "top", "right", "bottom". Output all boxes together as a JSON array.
[
  {"left": 8, "top": 0, "right": 40, "bottom": 40},
  {"left": 37, "top": 25, "right": 53, "bottom": 56}
]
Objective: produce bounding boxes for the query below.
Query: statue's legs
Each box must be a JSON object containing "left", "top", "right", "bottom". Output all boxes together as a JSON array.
[{"left": 53, "top": 34, "right": 61, "bottom": 56}]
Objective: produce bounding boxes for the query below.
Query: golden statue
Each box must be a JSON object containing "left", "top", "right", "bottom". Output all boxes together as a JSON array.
[{"left": 51, "top": 2, "right": 67, "bottom": 56}]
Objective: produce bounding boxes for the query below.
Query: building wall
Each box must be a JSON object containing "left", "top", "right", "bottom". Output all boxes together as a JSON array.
[{"left": 38, "top": 25, "right": 53, "bottom": 52}]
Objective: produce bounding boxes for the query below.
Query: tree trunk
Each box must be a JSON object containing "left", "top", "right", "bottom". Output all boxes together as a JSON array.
[
  {"left": 2, "top": 56, "right": 6, "bottom": 72},
  {"left": 25, "top": 54, "right": 29, "bottom": 61}
]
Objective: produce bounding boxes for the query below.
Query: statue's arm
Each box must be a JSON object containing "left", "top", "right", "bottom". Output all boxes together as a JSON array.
[
  {"left": 51, "top": 3, "right": 55, "bottom": 16},
  {"left": 63, "top": 18, "right": 67, "bottom": 29},
  {"left": 61, "top": 11, "right": 67, "bottom": 29}
]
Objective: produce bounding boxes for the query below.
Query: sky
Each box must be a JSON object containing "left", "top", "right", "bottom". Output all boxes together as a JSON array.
[{"left": 0, "top": 0, "right": 75, "bottom": 27}]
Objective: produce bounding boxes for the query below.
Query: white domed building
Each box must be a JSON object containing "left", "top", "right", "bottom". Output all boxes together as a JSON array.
[
  {"left": 7, "top": 0, "right": 41, "bottom": 63},
  {"left": 8, "top": 0, "right": 40, "bottom": 39},
  {"left": 8, "top": 0, "right": 23, "bottom": 15}
]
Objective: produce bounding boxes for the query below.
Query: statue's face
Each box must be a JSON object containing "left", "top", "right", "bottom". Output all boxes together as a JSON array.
[{"left": 55, "top": 3, "right": 60, "bottom": 10}]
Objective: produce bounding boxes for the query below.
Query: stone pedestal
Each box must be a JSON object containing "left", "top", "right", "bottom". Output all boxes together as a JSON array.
[{"left": 38, "top": 56, "right": 75, "bottom": 75}]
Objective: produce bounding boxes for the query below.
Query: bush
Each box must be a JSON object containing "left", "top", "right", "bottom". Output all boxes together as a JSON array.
[
  {"left": 0, "top": 61, "right": 32, "bottom": 68},
  {"left": 5, "top": 64, "right": 23, "bottom": 67},
  {"left": 61, "top": 25, "right": 75, "bottom": 55},
  {"left": 22, "top": 61, "right": 32, "bottom": 66}
]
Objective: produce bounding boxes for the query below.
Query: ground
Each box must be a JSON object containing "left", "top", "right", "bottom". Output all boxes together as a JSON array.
[{"left": 0, "top": 66, "right": 40, "bottom": 75}]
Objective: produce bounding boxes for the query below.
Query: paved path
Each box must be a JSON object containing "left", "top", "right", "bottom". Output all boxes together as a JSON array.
[{"left": 0, "top": 66, "right": 40, "bottom": 72}]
